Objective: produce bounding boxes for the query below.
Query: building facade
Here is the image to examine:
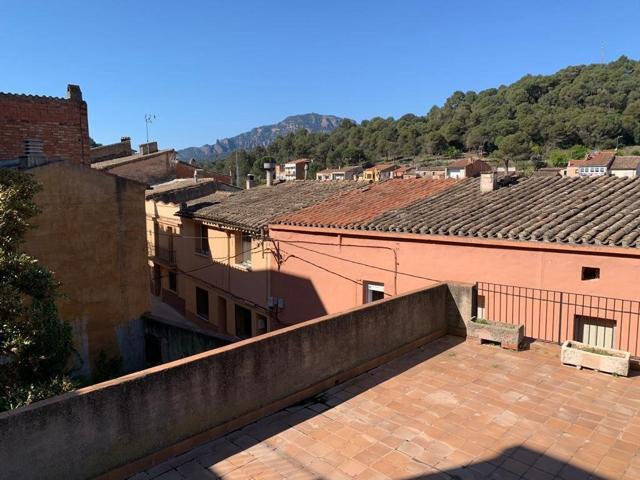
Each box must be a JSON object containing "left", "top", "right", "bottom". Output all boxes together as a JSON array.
[
  {"left": 151, "top": 181, "right": 363, "bottom": 338},
  {"left": 283, "top": 159, "right": 311, "bottom": 181},
  {"left": 444, "top": 157, "right": 492, "bottom": 179},
  {"left": 91, "top": 141, "right": 177, "bottom": 185},
  {"left": 315, "top": 166, "right": 362, "bottom": 181},
  {"left": 363, "top": 163, "right": 397, "bottom": 181},
  {"left": 267, "top": 175, "right": 640, "bottom": 355},
  {"left": 25, "top": 160, "right": 149, "bottom": 375},
  {"left": 0, "top": 85, "right": 150, "bottom": 376}
]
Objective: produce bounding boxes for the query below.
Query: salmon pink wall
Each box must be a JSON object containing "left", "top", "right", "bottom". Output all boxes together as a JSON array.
[{"left": 268, "top": 226, "right": 640, "bottom": 327}]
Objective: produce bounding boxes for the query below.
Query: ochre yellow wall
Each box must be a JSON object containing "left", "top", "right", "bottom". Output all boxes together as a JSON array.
[
  {"left": 145, "top": 200, "right": 272, "bottom": 338},
  {"left": 24, "top": 162, "right": 150, "bottom": 375}
]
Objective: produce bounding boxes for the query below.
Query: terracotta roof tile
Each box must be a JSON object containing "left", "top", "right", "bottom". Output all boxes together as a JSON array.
[
  {"left": 582, "top": 151, "right": 615, "bottom": 167},
  {"left": 181, "top": 180, "right": 363, "bottom": 232},
  {"left": 274, "top": 178, "right": 458, "bottom": 228},
  {"left": 363, "top": 176, "right": 640, "bottom": 248},
  {"left": 611, "top": 156, "right": 640, "bottom": 170}
]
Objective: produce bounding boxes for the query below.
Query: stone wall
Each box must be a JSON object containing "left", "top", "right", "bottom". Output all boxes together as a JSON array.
[
  {"left": 0, "top": 86, "right": 90, "bottom": 164},
  {"left": 0, "top": 283, "right": 472, "bottom": 480}
]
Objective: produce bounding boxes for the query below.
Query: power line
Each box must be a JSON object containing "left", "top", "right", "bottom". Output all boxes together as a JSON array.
[
  {"left": 272, "top": 238, "right": 442, "bottom": 284},
  {"left": 277, "top": 247, "right": 393, "bottom": 297}
]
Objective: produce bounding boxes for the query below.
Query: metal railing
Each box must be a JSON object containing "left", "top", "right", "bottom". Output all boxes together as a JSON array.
[
  {"left": 148, "top": 244, "right": 176, "bottom": 264},
  {"left": 476, "top": 282, "right": 640, "bottom": 357}
]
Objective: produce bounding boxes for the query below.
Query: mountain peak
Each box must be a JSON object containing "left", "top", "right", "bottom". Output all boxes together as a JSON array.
[{"left": 178, "top": 113, "right": 343, "bottom": 161}]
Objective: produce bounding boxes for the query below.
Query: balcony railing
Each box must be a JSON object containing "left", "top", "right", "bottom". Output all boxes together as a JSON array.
[
  {"left": 148, "top": 244, "right": 176, "bottom": 265},
  {"left": 477, "top": 282, "right": 640, "bottom": 357}
]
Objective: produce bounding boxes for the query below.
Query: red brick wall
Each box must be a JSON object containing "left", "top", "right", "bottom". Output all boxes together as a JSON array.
[{"left": 0, "top": 93, "right": 90, "bottom": 164}]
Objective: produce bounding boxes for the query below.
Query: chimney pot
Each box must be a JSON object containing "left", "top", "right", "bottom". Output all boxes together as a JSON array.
[
  {"left": 480, "top": 172, "right": 497, "bottom": 193},
  {"left": 246, "top": 174, "right": 255, "bottom": 189}
]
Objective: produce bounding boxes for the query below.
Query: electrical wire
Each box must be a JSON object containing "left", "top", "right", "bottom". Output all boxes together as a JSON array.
[
  {"left": 271, "top": 237, "right": 443, "bottom": 284},
  {"left": 276, "top": 247, "right": 394, "bottom": 297}
]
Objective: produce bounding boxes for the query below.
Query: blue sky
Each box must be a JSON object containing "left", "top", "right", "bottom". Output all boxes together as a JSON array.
[{"left": 2, "top": 1, "right": 639, "bottom": 150}]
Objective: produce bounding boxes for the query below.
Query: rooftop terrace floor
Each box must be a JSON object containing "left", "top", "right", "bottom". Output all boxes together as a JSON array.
[{"left": 130, "top": 336, "right": 640, "bottom": 480}]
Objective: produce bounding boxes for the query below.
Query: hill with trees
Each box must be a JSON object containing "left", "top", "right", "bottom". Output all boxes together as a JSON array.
[{"left": 208, "top": 56, "right": 640, "bottom": 182}]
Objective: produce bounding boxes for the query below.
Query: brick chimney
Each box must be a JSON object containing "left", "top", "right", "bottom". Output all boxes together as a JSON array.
[
  {"left": 66, "top": 84, "right": 83, "bottom": 102},
  {"left": 480, "top": 172, "right": 497, "bottom": 193}
]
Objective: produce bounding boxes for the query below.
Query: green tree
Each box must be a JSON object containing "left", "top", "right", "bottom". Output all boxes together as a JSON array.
[
  {"left": 0, "top": 169, "right": 74, "bottom": 411},
  {"left": 495, "top": 133, "right": 531, "bottom": 171}
]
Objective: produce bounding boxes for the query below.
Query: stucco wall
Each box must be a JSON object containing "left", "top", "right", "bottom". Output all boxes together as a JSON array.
[
  {"left": 268, "top": 227, "right": 640, "bottom": 326},
  {"left": 0, "top": 283, "right": 467, "bottom": 480},
  {"left": 105, "top": 151, "right": 175, "bottom": 185},
  {"left": 23, "top": 162, "right": 150, "bottom": 376}
]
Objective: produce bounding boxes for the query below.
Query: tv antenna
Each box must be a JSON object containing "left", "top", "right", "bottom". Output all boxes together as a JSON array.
[{"left": 144, "top": 114, "right": 156, "bottom": 142}]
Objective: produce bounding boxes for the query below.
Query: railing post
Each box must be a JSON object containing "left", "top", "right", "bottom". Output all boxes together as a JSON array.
[{"left": 558, "top": 291, "right": 564, "bottom": 344}]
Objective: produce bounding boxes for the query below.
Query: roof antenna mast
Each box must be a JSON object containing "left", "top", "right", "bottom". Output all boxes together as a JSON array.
[{"left": 145, "top": 114, "right": 156, "bottom": 143}]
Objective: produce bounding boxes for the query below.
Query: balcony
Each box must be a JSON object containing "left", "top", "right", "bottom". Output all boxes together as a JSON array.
[{"left": 148, "top": 244, "right": 176, "bottom": 266}]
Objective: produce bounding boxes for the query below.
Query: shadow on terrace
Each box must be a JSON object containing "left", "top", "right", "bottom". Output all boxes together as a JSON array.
[{"left": 135, "top": 335, "right": 639, "bottom": 480}]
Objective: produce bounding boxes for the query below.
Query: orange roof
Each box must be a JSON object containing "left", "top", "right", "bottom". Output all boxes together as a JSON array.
[
  {"left": 582, "top": 151, "right": 615, "bottom": 167},
  {"left": 274, "top": 178, "right": 458, "bottom": 228},
  {"left": 447, "top": 157, "right": 473, "bottom": 168},
  {"left": 286, "top": 158, "right": 311, "bottom": 165},
  {"left": 365, "top": 163, "right": 397, "bottom": 173}
]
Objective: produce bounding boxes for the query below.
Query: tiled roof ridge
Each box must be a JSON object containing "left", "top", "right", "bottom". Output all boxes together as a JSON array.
[
  {"left": 0, "top": 92, "right": 69, "bottom": 102},
  {"left": 273, "top": 178, "right": 457, "bottom": 229},
  {"left": 91, "top": 148, "right": 173, "bottom": 169},
  {"left": 362, "top": 175, "right": 640, "bottom": 248}
]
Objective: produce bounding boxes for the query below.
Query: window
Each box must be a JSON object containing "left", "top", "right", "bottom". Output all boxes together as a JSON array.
[
  {"left": 196, "top": 224, "right": 209, "bottom": 254},
  {"left": 581, "top": 267, "right": 600, "bottom": 281},
  {"left": 196, "top": 287, "right": 209, "bottom": 320},
  {"left": 575, "top": 316, "right": 616, "bottom": 349},
  {"left": 364, "top": 282, "right": 385, "bottom": 303},
  {"left": 256, "top": 314, "right": 267, "bottom": 335},
  {"left": 235, "top": 305, "right": 252, "bottom": 338},
  {"left": 235, "top": 233, "right": 252, "bottom": 267},
  {"left": 168, "top": 271, "right": 177, "bottom": 292}
]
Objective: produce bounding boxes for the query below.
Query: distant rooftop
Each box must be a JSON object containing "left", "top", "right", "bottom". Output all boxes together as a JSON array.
[
  {"left": 180, "top": 180, "right": 363, "bottom": 233},
  {"left": 285, "top": 158, "right": 312, "bottom": 165},
  {"left": 363, "top": 176, "right": 640, "bottom": 248},
  {"left": 146, "top": 178, "right": 223, "bottom": 203},
  {"left": 275, "top": 178, "right": 457, "bottom": 229},
  {"left": 91, "top": 148, "right": 174, "bottom": 170},
  {"left": 578, "top": 151, "right": 616, "bottom": 168},
  {"left": 611, "top": 156, "right": 640, "bottom": 170}
]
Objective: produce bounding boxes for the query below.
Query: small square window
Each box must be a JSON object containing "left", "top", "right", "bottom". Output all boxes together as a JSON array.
[
  {"left": 581, "top": 267, "right": 600, "bottom": 281},
  {"left": 364, "top": 282, "right": 385, "bottom": 303}
]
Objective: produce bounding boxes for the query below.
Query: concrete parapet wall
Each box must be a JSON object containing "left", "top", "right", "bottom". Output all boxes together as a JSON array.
[{"left": 0, "top": 283, "right": 471, "bottom": 480}]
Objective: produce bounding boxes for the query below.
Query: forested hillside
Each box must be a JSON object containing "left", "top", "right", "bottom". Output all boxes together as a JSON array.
[{"left": 210, "top": 56, "right": 640, "bottom": 181}]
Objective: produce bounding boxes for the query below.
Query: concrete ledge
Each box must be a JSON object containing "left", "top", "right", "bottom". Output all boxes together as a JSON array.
[{"left": 0, "top": 282, "right": 472, "bottom": 480}]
